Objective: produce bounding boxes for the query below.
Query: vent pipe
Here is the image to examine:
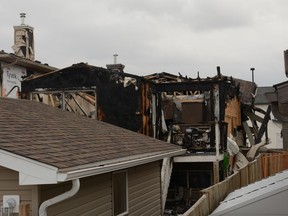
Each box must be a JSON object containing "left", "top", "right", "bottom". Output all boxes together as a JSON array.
[
  {"left": 20, "top": 13, "right": 26, "bottom": 25},
  {"left": 250, "top": 68, "right": 255, "bottom": 83},
  {"left": 216, "top": 66, "right": 221, "bottom": 76},
  {"left": 113, "top": 54, "right": 118, "bottom": 64},
  {"left": 106, "top": 54, "right": 125, "bottom": 72}
]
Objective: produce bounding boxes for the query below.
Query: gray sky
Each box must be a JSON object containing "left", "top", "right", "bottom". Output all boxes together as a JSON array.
[{"left": 1, "top": 0, "right": 288, "bottom": 86}]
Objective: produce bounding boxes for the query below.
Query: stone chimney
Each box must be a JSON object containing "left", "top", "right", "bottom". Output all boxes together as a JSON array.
[{"left": 12, "top": 13, "right": 35, "bottom": 61}]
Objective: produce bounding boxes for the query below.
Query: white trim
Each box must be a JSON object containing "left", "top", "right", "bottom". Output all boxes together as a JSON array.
[
  {"left": 0, "top": 150, "right": 59, "bottom": 185},
  {"left": 0, "top": 148, "right": 185, "bottom": 185},
  {"left": 63, "top": 149, "right": 186, "bottom": 181},
  {"left": 112, "top": 170, "right": 128, "bottom": 216},
  {"left": 173, "top": 153, "right": 224, "bottom": 163}
]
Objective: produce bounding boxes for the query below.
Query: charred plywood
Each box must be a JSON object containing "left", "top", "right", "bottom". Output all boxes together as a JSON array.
[
  {"left": 225, "top": 96, "right": 242, "bottom": 137},
  {"left": 233, "top": 78, "right": 256, "bottom": 105}
]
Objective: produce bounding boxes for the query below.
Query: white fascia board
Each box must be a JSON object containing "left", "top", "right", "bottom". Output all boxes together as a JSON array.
[
  {"left": 62, "top": 149, "right": 186, "bottom": 182},
  {"left": 0, "top": 149, "right": 185, "bottom": 184},
  {"left": 173, "top": 153, "right": 224, "bottom": 163},
  {"left": 0, "top": 150, "right": 59, "bottom": 185}
]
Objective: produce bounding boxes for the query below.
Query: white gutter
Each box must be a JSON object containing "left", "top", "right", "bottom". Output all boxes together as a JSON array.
[
  {"left": 60, "top": 149, "right": 186, "bottom": 182},
  {"left": 39, "top": 179, "right": 80, "bottom": 216}
]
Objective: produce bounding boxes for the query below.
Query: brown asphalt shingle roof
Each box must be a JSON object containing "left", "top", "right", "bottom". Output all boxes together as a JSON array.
[{"left": 0, "top": 97, "right": 182, "bottom": 170}]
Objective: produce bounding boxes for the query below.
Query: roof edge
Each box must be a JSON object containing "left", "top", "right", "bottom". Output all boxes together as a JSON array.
[
  {"left": 0, "top": 149, "right": 59, "bottom": 185},
  {"left": 61, "top": 149, "right": 186, "bottom": 182},
  {"left": 0, "top": 148, "right": 185, "bottom": 185}
]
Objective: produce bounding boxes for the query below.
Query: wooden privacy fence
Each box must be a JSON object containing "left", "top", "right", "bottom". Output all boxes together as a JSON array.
[
  {"left": 261, "top": 152, "right": 288, "bottom": 178},
  {"left": 183, "top": 152, "right": 288, "bottom": 216}
]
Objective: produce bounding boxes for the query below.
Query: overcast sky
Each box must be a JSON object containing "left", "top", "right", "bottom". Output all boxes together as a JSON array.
[{"left": 1, "top": 0, "right": 288, "bottom": 86}]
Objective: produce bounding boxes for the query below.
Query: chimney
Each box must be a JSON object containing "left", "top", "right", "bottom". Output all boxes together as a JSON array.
[
  {"left": 284, "top": 50, "right": 288, "bottom": 78},
  {"left": 106, "top": 54, "right": 125, "bottom": 72},
  {"left": 12, "top": 13, "right": 35, "bottom": 61}
]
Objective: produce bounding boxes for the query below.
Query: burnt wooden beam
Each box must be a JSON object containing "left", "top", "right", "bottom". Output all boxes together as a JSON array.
[
  {"left": 22, "top": 63, "right": 143, "bottom": 92},
  {"left": 219, "top": 82, "right": 226, "bottom": 121},
  {"left": 243, "top": 121, "right": 255, "bottom": 146},
  {"left": 154, "top": 81, "right": 216, "bottom": 93},
  {"left": 255, "top": 105, "right": 271, "bottom": 144}
]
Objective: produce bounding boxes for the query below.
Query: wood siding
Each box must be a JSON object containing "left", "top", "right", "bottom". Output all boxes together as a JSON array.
[
  {"left": 39, "top": 161, "right": 162, "bottom": 216},
  {"left": 225, "top": 96, "right": 241, "bottom": 137},
  {"left": 0, "top": 166, "right": 38, "bottom": 216}
]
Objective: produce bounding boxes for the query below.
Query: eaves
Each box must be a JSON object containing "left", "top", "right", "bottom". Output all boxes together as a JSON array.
[
  {"left": 0, "top": 148, "right": 185, "bottom": 185},
  {"left": 0, "top": 53, "right": 57, "bottom": 73}
]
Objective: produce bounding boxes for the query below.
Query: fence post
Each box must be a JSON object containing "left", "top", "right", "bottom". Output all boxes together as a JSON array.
[{"left": 19, "top": 203, "right": 30, "bottom": 216}]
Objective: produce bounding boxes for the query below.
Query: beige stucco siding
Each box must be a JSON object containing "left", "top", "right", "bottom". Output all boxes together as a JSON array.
[
  {"left": 0, "top": 166, "right": 38, "bottom": 216},
  {"left": 128, "top": 161, "right": 162, "bottom": 216}
]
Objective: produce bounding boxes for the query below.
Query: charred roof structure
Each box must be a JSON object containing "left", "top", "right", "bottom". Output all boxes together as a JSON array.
[
  {"left": 144, "top": 68, "right": 272, "bottom": 214},
  {"left": 22, "top": 63, "right": 148, "bottom": 133}
]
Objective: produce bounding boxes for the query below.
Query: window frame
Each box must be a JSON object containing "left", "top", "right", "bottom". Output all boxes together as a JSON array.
[{"left": 112, "top": 170, "right": 128, "bottom": 216}]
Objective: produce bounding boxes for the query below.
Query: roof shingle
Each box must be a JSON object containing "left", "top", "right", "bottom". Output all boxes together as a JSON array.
[{"left": 0, "top": 97, "right": 182, "bottom": 171}]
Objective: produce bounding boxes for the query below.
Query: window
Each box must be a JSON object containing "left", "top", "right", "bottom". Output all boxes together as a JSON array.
[{"left": 113, "top": 170, "right": 128, "bottom": 216}]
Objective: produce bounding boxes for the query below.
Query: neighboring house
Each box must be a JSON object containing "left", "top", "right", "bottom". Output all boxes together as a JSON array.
[
  {"left": 254, "top": 87, "right": 283, "bottom": 148},
  {"left": 266, "top": 81, "right": 288, "bottom": 149},
  {"left": 0, "top": 51, "right": 57, "bottom": 98},
  {"left": 0, "top": 97, "right": 185, "bottom": 216},
  {"left": 210, "top": 170, "right": 288, "bottom": 215},
  {"left": 0, "top": 13, "right": 57, "bottom": 99}
]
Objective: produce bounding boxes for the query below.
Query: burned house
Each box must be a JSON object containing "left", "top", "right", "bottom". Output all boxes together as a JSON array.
[
  {"left": 21, "top": 63, "right": 271, "bottom": 214},
  {"left": 145, "top": 68, "right": 273, "bottom": 214}
]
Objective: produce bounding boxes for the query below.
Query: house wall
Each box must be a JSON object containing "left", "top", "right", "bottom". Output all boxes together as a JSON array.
[
  {"left": 255, "top": 104, "right": 283, "bottom": 148},
  {"left": 128, "top": 161, "right": 162, "bottom": 216},
  {"left": 0, "top": 63, "right": 27, "bottom": 98},
  {"left": 0, "top": 166, "right": 39, "bottom": 216},
  {"left": 41, "top": 173, "right": 112, "bottom": 216},
  {"left": 39, "top": 161, "right": 162, "bottom": 216}
]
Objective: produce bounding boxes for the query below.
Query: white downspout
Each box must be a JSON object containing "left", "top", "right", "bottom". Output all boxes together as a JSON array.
[{"left": 39, "top": 179, "right": 80, "bottom": 216}]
